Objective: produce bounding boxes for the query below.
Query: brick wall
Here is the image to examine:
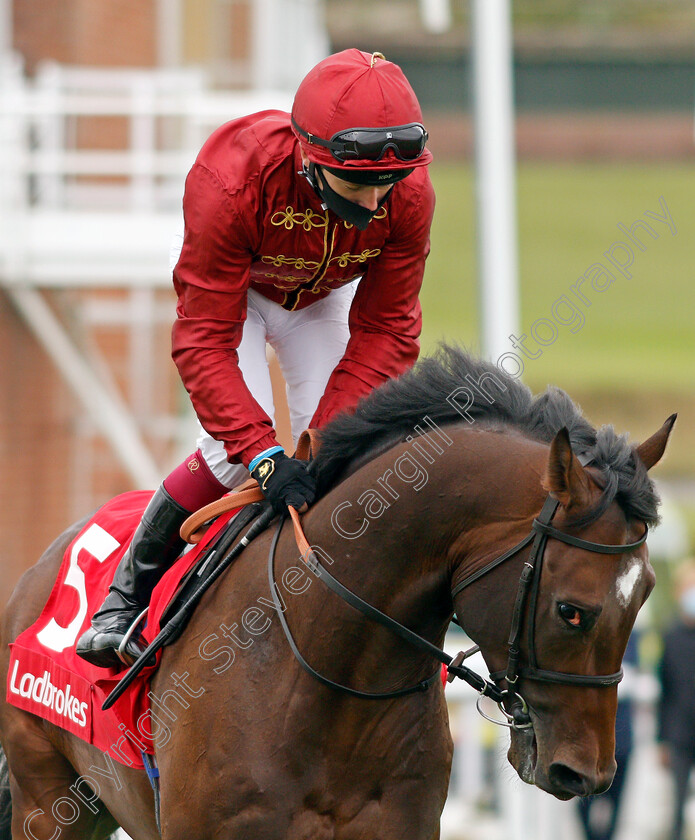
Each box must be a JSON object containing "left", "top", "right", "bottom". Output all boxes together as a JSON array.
[
  {"left": 2, "top": 0, "right": 160, "bottom": 607},
  {"left": 0, "top": 286, "right": 189, "bottom": 609},
  {"left": 0, "top": 295, "right": 76, "bottom": 606},
  {"left": 13, "top": 0, "right": 156, "bottom": 73}
]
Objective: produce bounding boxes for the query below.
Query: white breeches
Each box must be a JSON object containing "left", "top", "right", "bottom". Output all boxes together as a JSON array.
[{"left": 195, "top": 285, "right": 355, "bottom": 489}]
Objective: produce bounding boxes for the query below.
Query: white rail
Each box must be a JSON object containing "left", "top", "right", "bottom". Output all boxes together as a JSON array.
[{"left": 0, "top": 58, "right": 291, "bottom": 289}]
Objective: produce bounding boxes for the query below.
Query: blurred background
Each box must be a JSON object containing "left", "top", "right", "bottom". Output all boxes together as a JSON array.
[{"left": 1, "top": 1, "right": 694, "bottom": 839}]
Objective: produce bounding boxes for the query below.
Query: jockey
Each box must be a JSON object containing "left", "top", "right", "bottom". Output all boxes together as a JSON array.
[{"left": 76, "top": 48, "right": 435, "bottom": 669}]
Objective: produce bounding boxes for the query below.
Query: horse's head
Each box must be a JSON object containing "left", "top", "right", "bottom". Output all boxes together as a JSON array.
[{"left": 453, "top": 415, "right": 675, "bottom": 800}]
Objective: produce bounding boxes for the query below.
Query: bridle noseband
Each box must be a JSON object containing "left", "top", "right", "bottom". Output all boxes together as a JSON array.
[{"left": 272, "top": 484, "right": 648, "bottom": 730}]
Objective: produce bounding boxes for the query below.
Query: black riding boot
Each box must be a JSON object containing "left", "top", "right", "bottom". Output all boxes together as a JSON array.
[{"left": 76, "top": 485, "right": 191, "bottom": 668}]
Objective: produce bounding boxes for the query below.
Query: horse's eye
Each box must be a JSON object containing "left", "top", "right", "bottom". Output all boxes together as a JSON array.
[{"left": 558, "top": 602, "right": 584, "bottom": 628}]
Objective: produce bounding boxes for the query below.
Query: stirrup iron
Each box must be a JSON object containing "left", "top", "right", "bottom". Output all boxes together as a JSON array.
[{"left": 116, "top": 607, "right": 149, "bottom": 666}]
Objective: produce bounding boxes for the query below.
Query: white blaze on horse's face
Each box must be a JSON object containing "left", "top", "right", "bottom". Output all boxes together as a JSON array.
[{"left": 615, "top": 556, "right": 643, "bottom": 608}]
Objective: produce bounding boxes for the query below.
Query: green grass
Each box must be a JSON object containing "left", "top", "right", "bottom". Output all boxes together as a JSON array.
[
  {"left": 420, "top": 160, "right": 695, "bottom": 494},
  {"left": 512, "top": 0, "right": 695, "bottom": 29},
  {"left": 422, "top": 161, "right": 695, "bottom": 392}
]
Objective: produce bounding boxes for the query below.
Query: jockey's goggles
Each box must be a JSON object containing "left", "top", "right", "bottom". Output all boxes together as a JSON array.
[{"left": 292, "top": 117, "right": 428, "bottom": 163}]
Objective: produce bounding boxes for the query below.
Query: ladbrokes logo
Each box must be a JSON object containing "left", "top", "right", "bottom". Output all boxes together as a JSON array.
[{"left": 9, "top": 659, "right": 88, "bottom": 728}]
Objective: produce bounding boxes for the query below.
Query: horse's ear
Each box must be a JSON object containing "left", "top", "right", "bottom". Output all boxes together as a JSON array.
[
  {"left": 544, "top": 427, "right": 593, "bottom": 509},
  {"left": 635, "top": 414, "right": 677, "bottom": 471}
]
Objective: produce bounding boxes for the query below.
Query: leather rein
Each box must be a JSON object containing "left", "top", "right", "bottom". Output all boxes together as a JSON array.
[{"left": 275, "top": 492, "right": 647, "bottom": 730}]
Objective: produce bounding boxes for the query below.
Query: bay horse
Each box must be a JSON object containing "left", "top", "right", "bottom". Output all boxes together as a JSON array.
[{"left": 0, "top": 348, "right": 674, "bottom": 840}]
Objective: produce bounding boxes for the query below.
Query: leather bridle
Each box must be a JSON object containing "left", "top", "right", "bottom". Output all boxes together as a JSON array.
[
  {"left": 105, "top": 466, "right": 649, "bottom": 724},
  {"left": 277, "top": 485, "right": 648, "bottom": 731},
  {"left": 451, "top": 494, "right": 647, "bottom": 728}
]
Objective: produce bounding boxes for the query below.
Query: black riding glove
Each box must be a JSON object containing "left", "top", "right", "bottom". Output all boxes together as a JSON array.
[{"left": 250, "top": 450, "right": 316, "bottom": 515}]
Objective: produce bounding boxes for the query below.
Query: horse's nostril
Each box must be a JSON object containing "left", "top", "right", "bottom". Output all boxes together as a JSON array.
[{"left": 548, "top": 762, "right": 591, "bottom": 797}]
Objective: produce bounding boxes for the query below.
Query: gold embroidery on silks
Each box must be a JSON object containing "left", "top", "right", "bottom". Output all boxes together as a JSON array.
[
  {"left": 270, "top": 207, "right": 328, "bottom": 231},
  {"left": 270, "top": 203, "right": 387, "bottom": 232},
  {"left": 330, "top": 249, "right": 381, "bottom": 268},
  {"left": 266, "top": 201, "right": 386, "bottom": 310},
  {"left": 288, "top": 224, "right": 338, "bottom": 311},
  {"left": 261, "top": 254, "right": 321, "bottom": 271},
  {"left": 260, "top": 250, "right": 379, "bottom": 273}
]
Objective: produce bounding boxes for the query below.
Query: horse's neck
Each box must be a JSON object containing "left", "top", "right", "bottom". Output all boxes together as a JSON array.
[
  {"left": 311, "top": 425, "right": 545, "bottom": 577},
  {"left": 292, "top": 427, "right": 546, "bottom": 684}
]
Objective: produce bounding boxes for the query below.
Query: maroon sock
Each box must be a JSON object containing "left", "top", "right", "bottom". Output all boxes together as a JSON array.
[{"left": 163, "top": 451, "right": 229, "bottom": 511}]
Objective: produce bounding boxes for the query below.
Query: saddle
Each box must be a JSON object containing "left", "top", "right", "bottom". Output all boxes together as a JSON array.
[
  {"left": 158, "top": 428, "right": 322, "bottom": 640},
  {"left": 6, "top": 431, "right": 321, "bottom": 763},
  {"left": 101, "top": 429, "right": 321, "bottom": 709},
  {"left": 157, "top": 499, "right": 267, "bottom": 642}
]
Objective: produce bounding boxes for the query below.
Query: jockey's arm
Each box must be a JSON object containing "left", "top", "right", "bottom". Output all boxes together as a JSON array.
[{"left": 171, "top": 163, "right": 280, "bottom": 467}]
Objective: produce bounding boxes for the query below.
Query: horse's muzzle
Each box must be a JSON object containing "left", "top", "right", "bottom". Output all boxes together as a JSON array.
[{"left": 542, "top": 759, "right": 615, "bottom": 800}]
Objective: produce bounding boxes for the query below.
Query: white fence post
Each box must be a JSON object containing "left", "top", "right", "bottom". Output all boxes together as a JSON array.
[
  {"left": 0, "top": 54, "right": 27, "bottom": 282},
  {"left": 471, "top": 0, "right": 519, "bottom": 366}
]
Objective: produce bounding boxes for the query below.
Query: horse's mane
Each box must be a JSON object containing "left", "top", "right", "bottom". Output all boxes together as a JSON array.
[{"left": 311, "top": 345, "right": 660, "bottom": 527}]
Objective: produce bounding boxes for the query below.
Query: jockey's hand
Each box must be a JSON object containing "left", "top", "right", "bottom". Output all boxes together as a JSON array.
[{"left": 250, "top": 451, "right": 316, "bottom": 515}]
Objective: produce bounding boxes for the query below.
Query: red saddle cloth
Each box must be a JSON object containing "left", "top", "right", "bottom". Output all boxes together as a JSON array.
[{"left": 6, "top": 491, "right": 237, "bottom": 769}]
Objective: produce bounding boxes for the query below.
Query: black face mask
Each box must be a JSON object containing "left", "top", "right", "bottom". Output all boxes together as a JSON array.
[{"left": 301, "top": 162, "right": 391, "bottom": 231}]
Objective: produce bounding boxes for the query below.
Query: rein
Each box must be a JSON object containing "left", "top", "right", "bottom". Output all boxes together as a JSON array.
[
  {"left": 279, "top": 489, "right": 647, "bottom": 729},
  {"left": 273, "top": 508, "right": 504, "bottom": 702}
]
